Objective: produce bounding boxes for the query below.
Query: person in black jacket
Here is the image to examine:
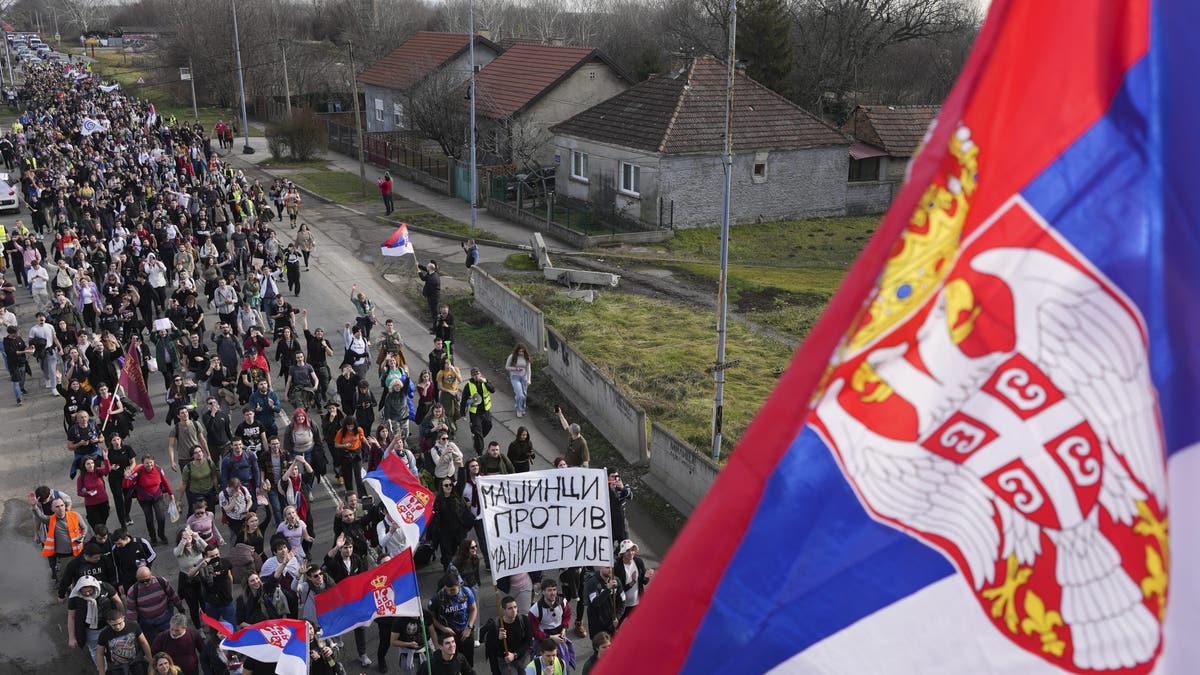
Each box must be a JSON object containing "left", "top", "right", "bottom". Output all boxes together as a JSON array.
[
  {"left": 418, "top": 261, "right": 441, "bottom": 326},
  {"left": 322, "top": 532, "right": 374, "bottom": 668},
  {"left": 429, "top": 478, "right": 472, "bottom": 570},
  {"left": 485, "top": 595, "right": 534, "bottom": 675}
]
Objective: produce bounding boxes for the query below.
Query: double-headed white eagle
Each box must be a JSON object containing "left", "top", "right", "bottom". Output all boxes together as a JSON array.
[{"left": 816, "top": 245, "right": 1165, "bottom": 670}]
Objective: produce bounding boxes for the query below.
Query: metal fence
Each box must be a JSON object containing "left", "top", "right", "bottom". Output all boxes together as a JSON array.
[
  {"left": 326, "top": 121, "right": 449, "bottom": 181},
  {"left": 490, "top": 174, "right": 668, "bottom": 235}
]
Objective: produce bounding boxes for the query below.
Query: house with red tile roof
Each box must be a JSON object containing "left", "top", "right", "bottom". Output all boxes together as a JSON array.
[
  {"left": 550, "top": 56, "right": 851, "bottom": 228},
  {"left": 357, "top": 31, "right": 501, "bottom": 133},
  {"left": 840, "top": 104, "right": 941, "bottom": 213},
  {"left": 470, "top": 43, "right": 633, "bottom": 166}
]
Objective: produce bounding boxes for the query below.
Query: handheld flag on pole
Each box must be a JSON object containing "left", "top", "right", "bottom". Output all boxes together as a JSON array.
[
  {"left": 363, "top": 453, "right": 433, "bottom": 553},
  {"left": 117, "top": 341, "right": 154, "bottom": 420},
  {"left": 79, "top": 118, "right": 102, "bottom": 136},
  {"left": 381, "top": 222, "right": 415, "bottom": 257},
  {"left": 602, "top": 1, "right": 1197, "bottom": 674},
  {"left": 314, "top": 548, "right": 422, "bottom": 638},
  {"left": 200, "top": 613, "right": 310, "bottom": 675}
]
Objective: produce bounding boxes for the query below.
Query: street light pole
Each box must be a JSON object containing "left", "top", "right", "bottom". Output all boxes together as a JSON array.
[
  {"left": 348, "top": 40, "right": 366, "bottom": 196},
  {"left": 711, "top": 0, "right": 737, "bottom": 461},
  {"left": 230, "top": 0, "right": 253, "bottom": 154},
  {"left": 279, "top": 40, "right": 292, "bottom": 119},
  {"left": 188, "top": 58, "right": 198, "bottom": 119},
  {"left": 468, "top": 0, "right": 477, "bottom": 230}
]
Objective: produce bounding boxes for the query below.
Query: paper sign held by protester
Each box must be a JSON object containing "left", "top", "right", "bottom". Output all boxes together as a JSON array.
[{"left": 478, "top": 468, "right": 612, "bottom": 578}]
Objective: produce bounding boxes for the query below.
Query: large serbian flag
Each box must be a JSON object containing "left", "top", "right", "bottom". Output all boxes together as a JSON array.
[
  {"left": 381, "top": 222, "right": 415, "bottom": 257},
  {"left": 314, "top": 548, "right": 422, "bottom": 637},
  {"left": 602, "top": 1, "right": 1199, "bottom": 674},
  {"left": 201, "top": 614, "right": 309, "bottom": 675},
  {"left": 364, "top": 453, "right": 434, "bottom": 553}
]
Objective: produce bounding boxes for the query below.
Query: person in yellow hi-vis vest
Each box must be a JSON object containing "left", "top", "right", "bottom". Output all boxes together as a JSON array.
[{"left": 460, "top": 367, "right": 496, "bottom": 454}]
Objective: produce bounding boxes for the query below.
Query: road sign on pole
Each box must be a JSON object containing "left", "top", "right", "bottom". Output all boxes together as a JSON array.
[{"left": 179, "top": 67, "right": 191, "bottom": 81}]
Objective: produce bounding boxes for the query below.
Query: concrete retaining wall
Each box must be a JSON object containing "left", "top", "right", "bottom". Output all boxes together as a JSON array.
[
  {"left": 646, "top": 423, "right": 720, "bottom": 516},
  {"left": 469, "top": 268, "right": 547, "bottom": 353},
  {"left": 545, "top": 327, "right": 649, "bottom": 464}
]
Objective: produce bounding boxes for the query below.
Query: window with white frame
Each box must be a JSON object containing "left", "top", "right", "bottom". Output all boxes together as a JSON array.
[
  {"left": 570, "top": 150, "right": 589, "bottom": 182},
  {"left": 393, "top": 102, "right": 405, "bottom": 127},
  {"left": 374, "top": 98, "right": 384, "bottom": 122},
  {"left": 620, "top": 162, "right": 641, "bottom": 196}
]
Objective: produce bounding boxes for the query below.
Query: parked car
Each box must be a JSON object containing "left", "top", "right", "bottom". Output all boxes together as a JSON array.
[
  {"left": 0, "top": 174, "right": 21, "bottom": 214},
  {"left": 506, "top": 167, "right": 557, "bottom": 201}
]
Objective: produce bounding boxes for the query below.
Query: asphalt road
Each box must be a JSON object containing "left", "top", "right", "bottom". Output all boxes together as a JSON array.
[{"left": 0, "top": 156, "right": 672, "bottom": 673}]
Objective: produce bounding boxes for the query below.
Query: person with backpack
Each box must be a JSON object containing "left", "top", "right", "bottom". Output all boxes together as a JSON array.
[
  {"left": 110, "top": 528, "right": 158, "bottom": 593},
  {"left": 123, "top": 455, "right": 175, "bottom": 546},
  {"left": 525, "top": 639, "right": 566, "bottom": 675},
  {"left": 429, "top": 572, "right": 478, "bottom": 667},
  {"left": 485, "top": 595, "right": 534, "bottom": 675},
  {"left": 123, "top": 565, "right": 184, "bottom": 643},
  {"left": 528, "top": 578, "right": 574, "bottom": 671}
]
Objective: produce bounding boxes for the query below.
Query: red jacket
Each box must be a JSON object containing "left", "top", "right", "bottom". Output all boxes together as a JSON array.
[
  {"left": 378, "top": 178, "right": 393, "bottom": 196},
  {"left": 123, "top": 464, "right": 174, "bottom": 503},
  {"left": 76, "top": 459, "right": 112, "bottom": 506}
]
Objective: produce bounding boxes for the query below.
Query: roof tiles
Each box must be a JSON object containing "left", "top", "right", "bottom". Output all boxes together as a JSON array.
[
  {"left": 552, "top": 56, "right": 847, "bottom": 154},
  {"left": 842, "top": 104, "right": 941, "bottom": 157},
  {"left": 357, "top": 32, "right": 483, "bottom": 92},
  {"left": 473, "top": 43, "right": 608, "bottom": 119}
]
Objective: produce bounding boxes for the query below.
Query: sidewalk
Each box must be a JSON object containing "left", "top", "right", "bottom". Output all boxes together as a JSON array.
[{"left": 235, "top": 128, "right": 579, "bottom": 252}]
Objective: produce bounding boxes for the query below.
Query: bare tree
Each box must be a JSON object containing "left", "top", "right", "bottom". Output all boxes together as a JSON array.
[
  {"left": 407, "top": 68, "right": 469, "bottom": 159},
  {"left": 657, "top": 0, "right": 730, "bottom": 57},
  {"left": 789, "top": 0, "right": 977, "bottom": 121},
  {"left": 51, "top": 0, "right": 107, "bottom": 35},
  {"left": 481, "top": 114, "right": 548, "bottom": 169}
]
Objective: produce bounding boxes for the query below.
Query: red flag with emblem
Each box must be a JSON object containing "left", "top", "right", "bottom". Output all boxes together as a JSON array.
[{"left": 118, "top": 341, "right": 154, "bottom": 420}]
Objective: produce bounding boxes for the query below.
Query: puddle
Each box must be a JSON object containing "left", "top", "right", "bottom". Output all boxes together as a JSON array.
[{"left": 0, "top": 499, "right": 92, "bottom": 672}]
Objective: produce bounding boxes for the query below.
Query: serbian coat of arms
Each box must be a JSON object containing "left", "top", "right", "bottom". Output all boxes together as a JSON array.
[{"left": 812, "top": 126, "right": 1167, "bottom": 674}]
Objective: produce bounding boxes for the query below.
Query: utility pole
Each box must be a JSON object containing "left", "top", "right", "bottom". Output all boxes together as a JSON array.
[
  {"left": 187, "top": 58, "right": 198, "bottom": 119},
  {"left": 711, "top": 0, "right": 737, "bottom": 461},
  {"left": 468, "top": 1, "right": 478, "bottom": 230},
  {"left": 348, "top": 40, "right": 366, "bottom": 196},
  {"left": 279, "top": 40, "right": 292, "bottom": 119},
  {"left": 231, "top": 0, "right": 253, "bottom": 154}
]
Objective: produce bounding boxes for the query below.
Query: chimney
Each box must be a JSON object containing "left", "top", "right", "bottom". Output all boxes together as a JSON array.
[
  {"left": 478, "top": 29, "right": 492, "bottom": 41},
  {"left": 550, "top": 37, "right": 566, "bottom": 46}
]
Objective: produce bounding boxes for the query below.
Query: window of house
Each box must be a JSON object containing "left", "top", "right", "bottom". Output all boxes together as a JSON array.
[
  {"left": 571, "top": 151, "right": 589, "bottom": 182},
  {"left": 393, "top": 102, "right": 404, "bottom": 127},
  {"left": 373, "top": 98, "right": 383, "bottom": 122},
  {"left": 620, "top": 162, "right": 641, "bottom": 197},
  {"left": 848, "top": 156, "right": 881, "bottom": 182}
]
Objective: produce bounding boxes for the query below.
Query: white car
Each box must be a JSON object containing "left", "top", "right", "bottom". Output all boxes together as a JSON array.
[{"left": 0, "top": 174, "right": 20, "bottom": 214}]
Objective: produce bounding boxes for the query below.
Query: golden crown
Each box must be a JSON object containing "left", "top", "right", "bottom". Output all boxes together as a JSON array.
[
  {"left": 371, "top": 575, "right": 389, "bottom": 590},
  {"left": 846, "top": 124, "right": 980, "bottom": 353}
]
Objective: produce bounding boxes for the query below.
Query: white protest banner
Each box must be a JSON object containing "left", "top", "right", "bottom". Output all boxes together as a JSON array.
[{"left": 478, "top": 467, "right": 612, "bottom": 578}]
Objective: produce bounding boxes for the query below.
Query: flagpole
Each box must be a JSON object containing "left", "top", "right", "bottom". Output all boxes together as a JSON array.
[
  {"left": 419, "top": 607, "right": 434, "bottom": 675},
  {"left": 100, "top": 382, "right": 125, "bottom": 434}
]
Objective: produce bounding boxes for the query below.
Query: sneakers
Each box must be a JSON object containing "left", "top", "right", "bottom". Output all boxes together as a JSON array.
[
  {"left": 358, "top": 655, "right": 372, "bottom": 667},
  {"left": 575, "top": 623, "right": 587, "bottom": 638}
]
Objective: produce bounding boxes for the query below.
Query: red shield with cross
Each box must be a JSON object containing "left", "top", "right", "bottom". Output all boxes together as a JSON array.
[
  {"left": 813, "top": 190, "right": 1168, "bottom": 675},
  {"left": 258, "top": 624, "right": 292, "bottom": 649}
]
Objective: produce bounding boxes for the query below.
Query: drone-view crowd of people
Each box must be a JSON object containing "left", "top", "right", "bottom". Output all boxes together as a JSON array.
[{"left": 3, "top": 62, "right": 650, "bottom": 675}]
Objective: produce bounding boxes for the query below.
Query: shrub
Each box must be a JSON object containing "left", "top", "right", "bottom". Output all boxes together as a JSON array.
[{"left": 264, "top": 109, "right": 326, "bottom": 161}]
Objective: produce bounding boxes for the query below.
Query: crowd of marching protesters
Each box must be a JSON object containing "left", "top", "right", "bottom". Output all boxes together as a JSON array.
[{"left": 5, "top": 61, "right": 650, "bottom": 675}]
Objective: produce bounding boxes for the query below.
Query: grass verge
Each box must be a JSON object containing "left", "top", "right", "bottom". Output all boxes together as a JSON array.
[
  {"left": 502, "top": 277, "right": 793, "bottom": 459},
  {"left": 504, "top": 252, "right": 540, "bottom": 271},
  {"left": 259, "top": 158, "right": 331, "bottom": 170},
  {"left": 288, "top": 171, "right": 374, "bottom": 204},
  {"left": 653, "top": 215, "right": 879, "bottom": 268},
  {"left": 425, "top": 286, "right": 687, "bottom": 536},
  {"left": 386, "top": 205, "right": 498, "bottom": 241}
]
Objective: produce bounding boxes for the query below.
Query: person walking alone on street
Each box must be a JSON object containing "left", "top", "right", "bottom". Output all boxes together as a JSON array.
[
  {"left": 378, "top": 172, "right": 394, "bottom": 215},
  {"left": 505, "top": 344, "right": 532, "bottom": 418}
]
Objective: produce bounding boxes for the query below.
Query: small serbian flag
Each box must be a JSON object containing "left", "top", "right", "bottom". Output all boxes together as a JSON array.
[
  {"left": 381, "top": 223, "right": 415, "bottom": 257},
  {"left": 364, "top": 453, "right": 433, "bottom": 553},
  {"left": 315, "top": 548, "right": 422, "bottom": 637},
  {"left": 201, "top": 613, "right": 309, "bottom": 675}
]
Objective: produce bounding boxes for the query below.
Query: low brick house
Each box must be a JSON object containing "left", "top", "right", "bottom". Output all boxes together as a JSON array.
[
  {"left": 840, "top": 104, "right": 941, "bottom": 214},
  {"left": 550, "top": 56, "right": 850, "bottom": 229}
]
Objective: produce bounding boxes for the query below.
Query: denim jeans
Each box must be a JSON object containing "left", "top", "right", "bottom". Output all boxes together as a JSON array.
[
  {"left": 510, "top": 375, "right": 528, "bottom": 413},
  {"left": 205, "top": 601, "right": 236, "bottom": 626}
]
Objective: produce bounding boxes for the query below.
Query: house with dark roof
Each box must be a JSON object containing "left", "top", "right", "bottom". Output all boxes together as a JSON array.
[
  {"left": 357, "top": 31, "right": 501, "bottom": 133},
  {"left": 550, "top": 56, "right": 851, "bottom": 228},
  {"left": 471, "top": 43, "right": 633, "bottom": 166},
  {"left": 840, "top": 104, "right": 941, "bottom": 214}
]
